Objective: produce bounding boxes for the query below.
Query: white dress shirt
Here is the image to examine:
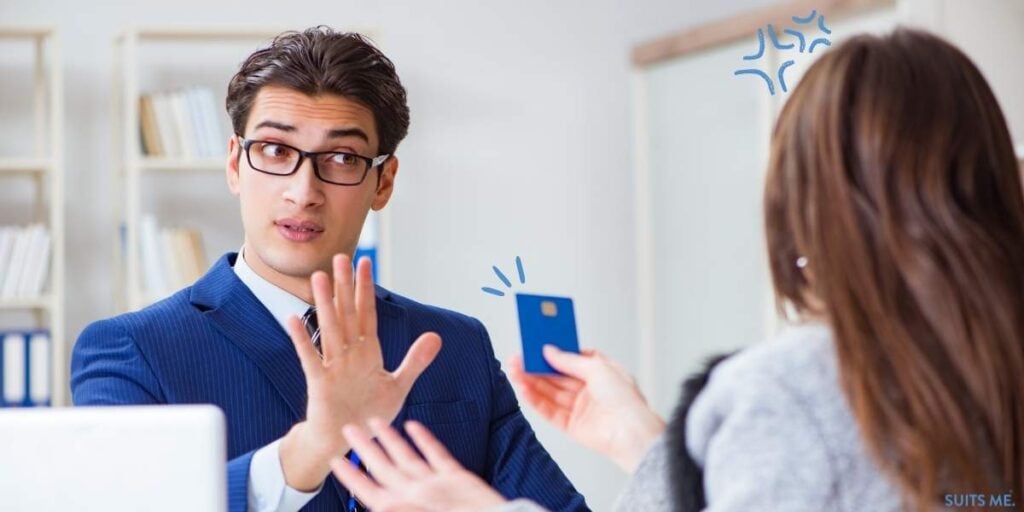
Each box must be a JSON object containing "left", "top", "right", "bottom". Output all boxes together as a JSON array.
[{"left": 233, "top": 247, "right": 324, "bottom": 512}]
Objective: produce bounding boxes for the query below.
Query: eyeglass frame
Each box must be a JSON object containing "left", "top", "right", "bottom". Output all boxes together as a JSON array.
[{"left": 237, "top": 135, "right": 390, "bottom": 186}]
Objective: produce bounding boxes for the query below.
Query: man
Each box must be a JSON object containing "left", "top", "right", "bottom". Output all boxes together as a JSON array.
[{"left": 71, "top": 27, "right": 588, "bottom": 512}]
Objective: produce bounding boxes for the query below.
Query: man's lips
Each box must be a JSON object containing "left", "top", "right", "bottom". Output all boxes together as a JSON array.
[{"left": 275, "top": 219, "right": 324, "bottom": 242}]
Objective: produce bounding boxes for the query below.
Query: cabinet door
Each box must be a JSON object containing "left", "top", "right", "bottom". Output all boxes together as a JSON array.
[
  {"left": 634, "top": 6, "right": 899, "bottom": 414},
  {"left": 635, "top": 36, "right": 773, "bottom": 414}
]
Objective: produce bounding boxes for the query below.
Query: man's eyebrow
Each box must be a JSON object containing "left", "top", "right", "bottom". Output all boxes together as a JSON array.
[
  {"left": 327, "top": 127, "right": 369, "bottom": 142},
  {"left": 252, "top": 120, "right": 295, "bottom": 132},
  {"left": 251, "top": 121, "right": 369, "bottom": 143}
]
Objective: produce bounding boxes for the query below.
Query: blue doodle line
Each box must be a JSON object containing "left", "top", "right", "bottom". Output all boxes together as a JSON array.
[
  {"left": 783, "top": 28, "right": 806, "bottom": 53},
  {"left": 734, "top": 69, "right": 775, "bottom": 95},
  {"left": 766, "top": 24, "right": 793, "bottom": 50},
  {"left": 792, "top": 9, "right": 817, "bottom": 24},
  {"left": 744, "top": 28, "right": 766, "bottom": 60},
  {"left": 481, "top": 256, "right": 527, "bottom": 297},
  {"left": 818, "top": 15, "right": 831, "bottom": 35},
  {"left": 809, "top": 38, "right": 831, "bottom": 53},
  {"left": 777, "top": 60, "right": 795, "bottom": 93}
]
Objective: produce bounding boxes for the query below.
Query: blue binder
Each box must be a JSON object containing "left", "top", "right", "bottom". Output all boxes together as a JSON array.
[{"left": 0, "top": 329, "right": 51, "bottom": 407}]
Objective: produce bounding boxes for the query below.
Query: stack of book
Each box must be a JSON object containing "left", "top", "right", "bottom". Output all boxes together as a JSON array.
[
  {"left": 0, "top": 224, "right": 51, "bottom": 301},
  {"left": 1, "top": 329, "right": 50, "bottom": 407},
  {"left": 139, "top": 86, "right": 225, "bottom": 159},
  {"left": 135, "top": 215, "right": 208, "bottom": 299}
]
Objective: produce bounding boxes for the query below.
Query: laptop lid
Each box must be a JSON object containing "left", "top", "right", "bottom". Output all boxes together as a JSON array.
[{"left": 0, "top": 404, "right": 226, "bottom": 512}]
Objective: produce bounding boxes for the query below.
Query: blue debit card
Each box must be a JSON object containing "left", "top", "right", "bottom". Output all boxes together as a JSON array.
[{"left": 515, "top": 293, "right": 580, "bottom": 375}]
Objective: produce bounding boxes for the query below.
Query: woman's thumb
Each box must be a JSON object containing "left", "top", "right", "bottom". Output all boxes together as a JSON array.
[{"left": 543, "top": 345, "right": 593, "bottom": 379}]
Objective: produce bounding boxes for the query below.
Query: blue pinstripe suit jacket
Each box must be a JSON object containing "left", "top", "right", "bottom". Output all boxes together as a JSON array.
[{"left": 71, "top": 252, "right": 588, "bottom": 512}]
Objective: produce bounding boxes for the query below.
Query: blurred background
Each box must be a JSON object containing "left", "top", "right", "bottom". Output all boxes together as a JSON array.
[{"left": 1, "top": 0, "right": 1022, "bottom": 509}]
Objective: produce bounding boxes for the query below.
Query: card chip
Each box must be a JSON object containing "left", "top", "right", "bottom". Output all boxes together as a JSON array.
[{"left": 541, "top": 301, "right": 558, "bottom": 317}]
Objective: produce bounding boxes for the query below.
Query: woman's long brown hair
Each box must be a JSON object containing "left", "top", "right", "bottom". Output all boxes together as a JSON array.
[{"left": 765, "top": 28, "right": 1024, "bottom": 509}]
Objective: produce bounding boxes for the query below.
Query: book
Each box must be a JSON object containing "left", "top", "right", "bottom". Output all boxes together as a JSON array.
[
  {"left": 1, "top": 227, "right": 30, "bottom": 299},
  {"left": 139, "top": 94, "right": 164, "bottom": 156}
]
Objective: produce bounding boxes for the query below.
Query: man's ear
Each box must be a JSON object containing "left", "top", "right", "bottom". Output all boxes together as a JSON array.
[
  {"left": 226, "top": 136, "right": 241, "bottom": 196},
  {"left": 371, "top": 156, "right": 399, "bottom": 211}
]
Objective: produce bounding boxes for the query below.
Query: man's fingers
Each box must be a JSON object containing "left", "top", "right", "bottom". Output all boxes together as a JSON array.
[
  {"left": 404, "top": 420, "right": 462, "bottom": 472},
  {"left": 286, "top": 315, "right": 321, "bottom": 378},
  {"left": 329, "top": 456, "right": 388, "bottom": 509},
  {"left": 355, "top": 257, "right": 379, "bottom": 340},
  {"left": 393, "top": 332, "right": 442, "bottom": 394},
  {"left": 333, "top": 253, "right": 360, "bottom": 343},
  {"left": 311, "top": 271, "right": 343, "bottom": 361},
  {"left": 341, "top": 424, "right": 405, "bottom": 489},
  {"left": 368, "top": 418, "right": 432, "bottom": 478}
]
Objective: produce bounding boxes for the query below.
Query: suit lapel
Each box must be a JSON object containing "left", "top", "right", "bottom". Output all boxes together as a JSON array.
[{"left": 191, "top": 253, "right": 308, "bottom": 420}]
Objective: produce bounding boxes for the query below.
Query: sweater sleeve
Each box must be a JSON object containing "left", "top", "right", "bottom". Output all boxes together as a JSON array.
[{"left": 684, "top": 356, "right": 837, "bottom": 511}]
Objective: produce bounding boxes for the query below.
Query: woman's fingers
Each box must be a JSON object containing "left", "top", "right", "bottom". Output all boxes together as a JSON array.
[
  {"left": 541, "top": 345, "right": 597, "bottom": 380},
  {"left": 354, "top": 256, "right": 379, "bottom": 341},
  {"left": 368, "top": 418, "right": 432, "bottom": 478},
  {"left": 329, "top": 456, "right": 388, "bottom": 509},
  {"left": 404, "top": 420, "right": 463, "bottom": 472},
  {"left": 341, "top": 424, "right": 406, "bottom": 489},
  {"left": 514, "top": 379, "right": 571, "bottom": 429}
]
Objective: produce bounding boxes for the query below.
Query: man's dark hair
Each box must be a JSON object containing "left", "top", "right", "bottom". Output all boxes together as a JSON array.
[{"left": 226, "top": 26, "right": 410, "bottom": 156}]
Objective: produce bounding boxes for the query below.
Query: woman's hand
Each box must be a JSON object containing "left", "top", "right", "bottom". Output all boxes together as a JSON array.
[
  {"left": 330, "top": 418, "right": 508, "bottom": 512},
  {"left": 509, "top": 346, "right": 665, "bottom": 472}
]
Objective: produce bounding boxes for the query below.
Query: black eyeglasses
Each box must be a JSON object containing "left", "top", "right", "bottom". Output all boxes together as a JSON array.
[{"left": 238, "top": 137, "right": 389, "bottom": 186}]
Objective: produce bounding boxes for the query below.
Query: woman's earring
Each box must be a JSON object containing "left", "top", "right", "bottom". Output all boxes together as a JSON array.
[{"left": 796, "top": 256, "right": 808, "bottom": 269}]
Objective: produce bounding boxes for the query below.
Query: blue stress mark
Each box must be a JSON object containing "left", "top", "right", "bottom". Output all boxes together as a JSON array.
[
  {"left": 482, "top": 256, "right": 527, "bottom": 297},
  {"left": 766, "top": 24, "right": 793, "bottom": 50},
  {"left": 818, "top": 14, "right": 832, "bottom": 35},
  {"left": 783, "top": 28, "right": 806, "bottom": 53},
  {"left": 792, "top": 9, "right": 817, "bottom": 24},
  {"left": 735, "top": 10, "right": 833, "bottom": 96},
  {"left": 777, "top": 60, "right": 796, "bottom": 93},
  {"left": 809, "top": 38, "right": 832, "bottom": 54},
  {"left": 733, "top": 69, "right": 776, "bottom": 96},
  {"left": 743, "top": 28, "right": 767, "bottom": 60}
]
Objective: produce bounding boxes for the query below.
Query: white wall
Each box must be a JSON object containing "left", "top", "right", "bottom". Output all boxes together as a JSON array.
[{"left": 0, "top": 0, "right": 782, "bottom": 508}]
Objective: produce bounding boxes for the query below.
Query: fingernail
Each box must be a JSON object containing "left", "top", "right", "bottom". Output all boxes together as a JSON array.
[{"left": 543, "top": 345, "right": 560, "bottom": 354}]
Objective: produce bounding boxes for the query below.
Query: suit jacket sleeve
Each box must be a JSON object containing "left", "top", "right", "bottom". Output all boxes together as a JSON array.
[
  {"left": 475, "top": 319, "right": 590, "bottom": 512},
  {"left": 71, "top": 318, "right": 259, "bottom": 512}
]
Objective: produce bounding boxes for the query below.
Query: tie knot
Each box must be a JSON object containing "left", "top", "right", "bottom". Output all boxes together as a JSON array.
[{"left": 301, "top": 306, "right": 322, "bottom": 356}]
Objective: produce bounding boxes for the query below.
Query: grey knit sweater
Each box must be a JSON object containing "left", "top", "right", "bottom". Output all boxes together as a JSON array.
[{"left": 493, "top": 323, "right": 906, "bottom": 511}]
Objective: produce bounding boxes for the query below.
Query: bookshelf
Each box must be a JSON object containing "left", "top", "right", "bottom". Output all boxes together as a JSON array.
[
  {"left": 113, "top": 27, "right": 287, "bottom": 312},
  {"left": 0, "top": 26, "right": 66, "bottom": 406},
  {"left": 113, "top": 26, "right": 390, "bottom": 312}
]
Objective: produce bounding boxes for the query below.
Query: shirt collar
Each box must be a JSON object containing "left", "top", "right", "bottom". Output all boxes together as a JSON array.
[{"left": 232, "top": 246, "right": 312, "bottom": 332}]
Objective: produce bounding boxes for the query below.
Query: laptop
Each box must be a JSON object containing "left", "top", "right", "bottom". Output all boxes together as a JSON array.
[{"left": 0, "top": 404, "right": 226, "bottom": 511}]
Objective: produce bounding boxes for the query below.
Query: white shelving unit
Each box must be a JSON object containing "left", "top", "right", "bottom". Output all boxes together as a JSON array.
[
  {"left": 113, "top": 26, "right": 287, "bottom": 312},
  {"left": 113, "top": 25, "right": 390, "bottom": 312},
  {"left": 0, "top": 26, "right": 66, "bottom": 406}
]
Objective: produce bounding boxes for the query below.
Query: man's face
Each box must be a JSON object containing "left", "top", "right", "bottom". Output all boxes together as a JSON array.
[{"left": 226, "top": 85, "right": 398, "bottom": 284}]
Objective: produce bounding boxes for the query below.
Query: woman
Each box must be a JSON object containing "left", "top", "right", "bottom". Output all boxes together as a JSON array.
[{"left": 329, "top": 28, "right": 1024, "bottom": 511}]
